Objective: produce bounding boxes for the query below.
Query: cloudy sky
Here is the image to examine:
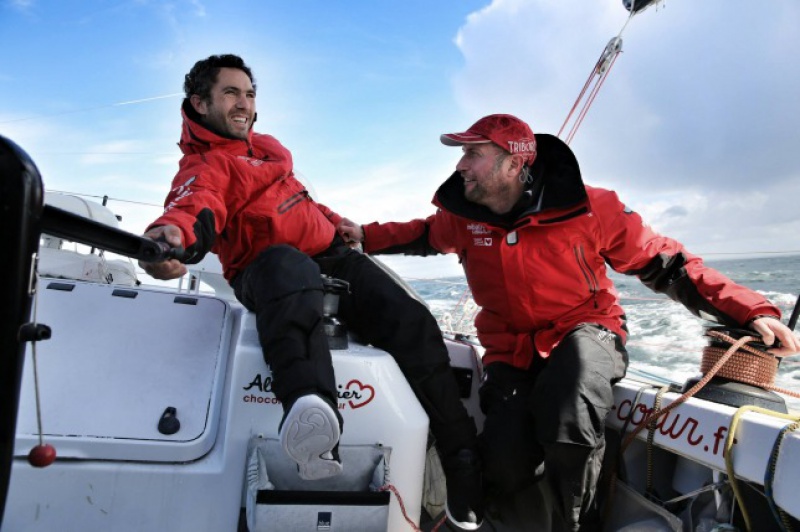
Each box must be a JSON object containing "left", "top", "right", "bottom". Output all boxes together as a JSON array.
[{"left": 2, "top": 0, "right": 799, "bottom": 278}]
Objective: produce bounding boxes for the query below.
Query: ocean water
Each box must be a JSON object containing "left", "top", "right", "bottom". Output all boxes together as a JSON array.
[{"left": 406, "top": 254, "right": 800, "bottom": 411}]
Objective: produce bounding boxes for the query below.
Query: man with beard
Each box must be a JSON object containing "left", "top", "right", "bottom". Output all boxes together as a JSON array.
[{"left": 339, "top": 113, "right": 799, "bottom": 530}]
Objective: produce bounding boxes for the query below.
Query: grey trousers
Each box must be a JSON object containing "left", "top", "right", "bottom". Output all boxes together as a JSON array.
[{"left": 479, "top": 324, "right": 628, "bottom": 531}]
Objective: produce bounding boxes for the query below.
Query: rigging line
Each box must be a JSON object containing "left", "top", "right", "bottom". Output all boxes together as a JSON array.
[
  {"left": 564, "top": 52, "right": 620, "bottom": 145},
  {"left": 562, "top": 0, "right": 633, "bottom": 143},
  {"left": 559, "top": 0, "right": 664, "bottom": 144},
  {"left": 0, "top": 92, "right": 184, "bottom": 125},
  {"left": 557, "top": 67, "right": 596, "bottom": 139},
  {"left": 618, "top": 2, "right": 638, "bottom": 38},
  {"left": 558, "top": 10, "right": 629, "bottom": 145}
]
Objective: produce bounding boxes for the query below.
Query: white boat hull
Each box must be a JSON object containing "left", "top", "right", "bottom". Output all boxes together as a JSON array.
[{"left": 5, "top": 278, "right": 799, "bottom": 531}]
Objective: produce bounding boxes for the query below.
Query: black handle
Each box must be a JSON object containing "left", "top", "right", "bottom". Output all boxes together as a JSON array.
[
  {"left": 41, "top": 204, "right": 182, "bottom": 263},
  {"left": 787, "top": 294, "right": 800, "bottom": 332},
  {"left": 153, "top": 239, "right": 187, "bottom": 263},
  {"left": 157, "top": 407, "right": 180, "bottom": 435}
]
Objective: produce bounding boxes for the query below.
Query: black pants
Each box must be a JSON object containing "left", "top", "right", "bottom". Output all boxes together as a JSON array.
[
  {"left": 479, "top": 324, "right": 628, "bottom": 531},
  {"left": 232, "top": 244, "right": 477, "bottom": 456}
]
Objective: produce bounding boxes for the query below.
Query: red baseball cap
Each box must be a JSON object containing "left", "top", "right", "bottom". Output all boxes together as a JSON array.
[{"left": 440, "top": 114, "right": 537, "bottom": 165}]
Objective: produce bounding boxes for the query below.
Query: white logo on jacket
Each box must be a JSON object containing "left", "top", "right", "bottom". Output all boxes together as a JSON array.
[
  {"left": 466, "top": 223, "right": 490, "bottom": 235},
  {"left": 237, "top": 155, "right": 265, "bottom": 167},
  {"left": 165, "top": 176, "right": 196, "bottom": 213},
  {"left": 473, "top": 237, "right": 493, "bottom": 247}
]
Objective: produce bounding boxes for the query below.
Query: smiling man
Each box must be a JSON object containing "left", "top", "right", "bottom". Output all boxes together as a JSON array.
[{"left": 138, "top": 54, "right": 484, "bottom": 530}]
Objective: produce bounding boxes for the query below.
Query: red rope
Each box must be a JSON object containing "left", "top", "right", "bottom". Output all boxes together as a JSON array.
[
  {"left": 378, "top": 483, "right": 447, "bottom": 531},
  {"left": 558, "top": 66, "right": 597, "bottom": 138},
  {"left": 565, "top": 53, "right": 621, "bottom": 145},
  {"left": 622, "top": 331, "right": 800, "bottom": 452},
  {"left": 560, "top": 40, "right": 623, "bottom": 145},
  {"left": 621, "top": 333, "right": 755, "bottom": 451}
]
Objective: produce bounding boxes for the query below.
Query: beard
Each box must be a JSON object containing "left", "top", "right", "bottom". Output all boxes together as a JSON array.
[
  {"left": 463, "top": 166, "right": 508, "bottom": 206},
  {"left": 203, "top": 104, "right": 250, "bottom": 140},
  {"left": 464, "top": 182, "right": 486, "bottom": 204}
]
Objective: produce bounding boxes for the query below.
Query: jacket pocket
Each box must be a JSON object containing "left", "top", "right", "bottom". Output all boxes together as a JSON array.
[{"left": 573, "top": 244, "right": 599, "bottom": 308}]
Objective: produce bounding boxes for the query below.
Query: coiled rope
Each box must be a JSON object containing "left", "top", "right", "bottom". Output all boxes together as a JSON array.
[
  {"left": 701, "top": 330, "right": 800, "bottom": 398},
  {"left": 622, "top": 329, "right": 800, "bottom": 452}
]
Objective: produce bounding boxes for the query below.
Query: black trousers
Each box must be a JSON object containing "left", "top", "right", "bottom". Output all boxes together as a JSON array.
[
  {"left": 232, "top": 244, "right": 477, "bottom": 456},
  {"left": 479, "top": 324, "right": 628, "bottom": 531}
]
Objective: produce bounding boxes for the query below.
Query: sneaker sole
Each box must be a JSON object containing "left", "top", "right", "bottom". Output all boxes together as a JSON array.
[
  {"left": 280, "top": 395, "right": 342, "bottom": 480},
  {"left": 445, "top": 505, "right": 482, "bottom": 531}
]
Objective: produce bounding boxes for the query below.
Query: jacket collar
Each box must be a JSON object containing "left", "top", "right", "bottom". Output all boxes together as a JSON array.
[{"left": 434, "top": 134, "right": 589, "bottom": 227}]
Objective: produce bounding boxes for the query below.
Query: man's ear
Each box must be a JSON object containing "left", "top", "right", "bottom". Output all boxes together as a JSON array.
[
  {"left": 507, "top": 154, "right": 525, "bottom": 176},
  {"left": 189, "top": 94, "right": 207, "bottom": 116}
]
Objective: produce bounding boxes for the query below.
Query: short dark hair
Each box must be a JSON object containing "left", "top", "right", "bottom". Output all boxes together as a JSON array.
[{"left": 183, "top": 54, "right": 256, "bottom": 101}]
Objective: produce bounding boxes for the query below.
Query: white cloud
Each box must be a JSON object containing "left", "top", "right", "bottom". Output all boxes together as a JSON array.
[
  {"left": 448, "top": 0, "right": 800, "bottom": 258},
  {"left": 627, "top": 176, "right": 800, "bottom": 256},
  {"left": 314, "top": 155, "right": 457, "bottom": 225}
]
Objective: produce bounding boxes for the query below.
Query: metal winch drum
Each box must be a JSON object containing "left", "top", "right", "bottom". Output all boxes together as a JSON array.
[{"left": 321, "top": 275, "right": 350, "bottom": 350}]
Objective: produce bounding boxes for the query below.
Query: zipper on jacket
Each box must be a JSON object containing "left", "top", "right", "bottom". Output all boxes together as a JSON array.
[{"left": 573, "top": 244, "right": 599, "bottom": 308}]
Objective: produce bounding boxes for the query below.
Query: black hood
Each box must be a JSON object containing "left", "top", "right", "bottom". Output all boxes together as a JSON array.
[{"left": 435, "top": 133, "right": 588, "bottom": 226}]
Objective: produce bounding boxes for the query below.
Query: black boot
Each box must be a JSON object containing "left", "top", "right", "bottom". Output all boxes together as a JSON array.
[{"left": 443, "top": 448, "right": 484, "bottom": 530}]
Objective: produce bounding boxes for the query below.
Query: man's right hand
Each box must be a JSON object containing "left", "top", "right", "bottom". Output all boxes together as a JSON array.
[{"left": 139, "top": 225, "right": 188, "bottom": 280}]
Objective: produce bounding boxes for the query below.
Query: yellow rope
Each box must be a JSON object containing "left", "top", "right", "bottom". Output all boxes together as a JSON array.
[
  {"left": 646, "top": 385, "right": 670, "bottom": 497},
  {"left": 724, "top": 406, "right": 800, "bottom": 532}
]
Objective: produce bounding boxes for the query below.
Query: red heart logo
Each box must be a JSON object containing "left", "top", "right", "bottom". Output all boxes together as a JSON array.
[{"left": 344, "top": 379, "right": 375, "bottom": 409}]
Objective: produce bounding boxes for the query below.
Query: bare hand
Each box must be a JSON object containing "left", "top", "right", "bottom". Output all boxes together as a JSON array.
[
  {"left": 750, "top": 316, "right": 800, "bottom": 357},
  {"left": 336, "top": 218, "right": 364, "bottom": 247},
  {"left": 138, "top": 225, "right": 188, "bottom": 280}
]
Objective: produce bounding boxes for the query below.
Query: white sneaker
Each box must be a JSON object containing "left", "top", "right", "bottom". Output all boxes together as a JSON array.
[{"left": 280, "top": 394, "right": 342, "bottom": 480}]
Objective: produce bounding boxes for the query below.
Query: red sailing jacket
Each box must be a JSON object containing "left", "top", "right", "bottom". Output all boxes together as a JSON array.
[
  {"left": 148, "top": 102, "right": 342, "bottom": 281},
  {"left": 362, "top": 135, "right": 781, "bottom": 369}
]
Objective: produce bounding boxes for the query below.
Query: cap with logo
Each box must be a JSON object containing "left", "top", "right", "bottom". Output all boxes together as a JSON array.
[{"left": 440, "top": 114, "right": 537, "bottom": 166}]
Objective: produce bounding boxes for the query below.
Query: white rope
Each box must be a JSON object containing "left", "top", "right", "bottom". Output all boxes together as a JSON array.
[{"left": 29, "top": 268, "right": 46, "bottom": 446}]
